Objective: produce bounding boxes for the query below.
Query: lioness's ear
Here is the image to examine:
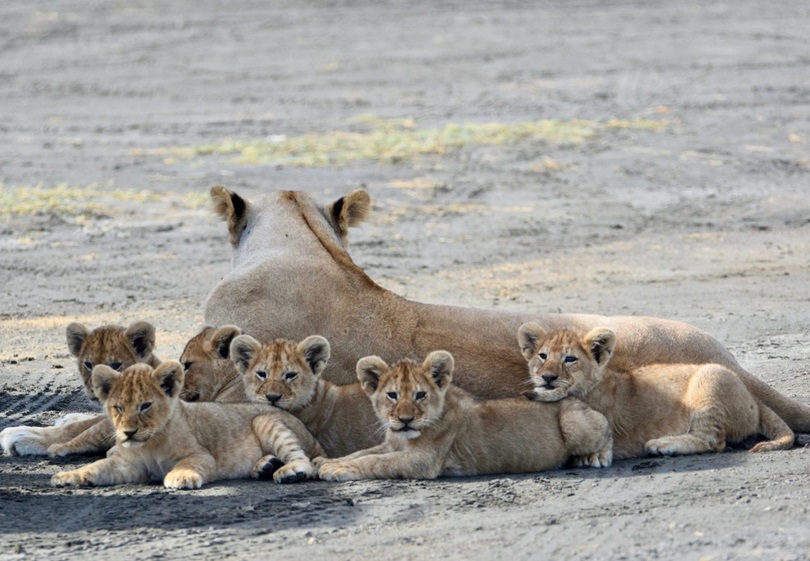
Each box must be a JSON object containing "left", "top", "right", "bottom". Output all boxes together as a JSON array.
[
  {"left": 328, "top": 189, "right": 371, "bottom": 245},
  {"left": 91, "top": 365, "right": 121, "bottom": 403},
  {"left": 153, "top": 361, "right": 185, "bottom": 398},
  {"left": 584, "top": 328, "right": 616, "bottom": 365},
  {"left": 518, "top": 323, "right": 545, "bottom": 361},
  {"left": 230, "top": 335, "right": 261, "bottom": 374},
  {"left": 297, "top": 336, "right": 330, "bottom": 376},
  {"left": 126, "top": 321, "right": 156, "bottom": 359},
  {"left": 211, "top": 185, "right": 249, "bottom": 246},
  {"left": 424, "top": 351, "right": 454, "bottom": 389},
  {"left": 356, "top": 356, "right": 388, "bottom": 396},
  {"left": 209, "top": 325, "right": 242, "bottom": 360},
  {"left": 66, "top": 322, "right": 89, "bottom": 357}
]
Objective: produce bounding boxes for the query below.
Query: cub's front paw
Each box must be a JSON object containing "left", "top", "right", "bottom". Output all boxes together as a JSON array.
[
  {"left": 251, "top": 454, "right": 285, "bottom": 480},
  {"left": 273, "top": 460, "right": 314, "bottom": 484},
  {"left": 573, "top": 449, "right": 613, "bottom": 469},
  {"left": 47, "top": 443, "right": 76, "bottom": 458},
  {"left": 164, "top": 468, "right": 204, "bottom": 490},
  {"left": 51, "top": 470, "right": 93, "bottom": 487},
  {"left": 317, "top": 460, "right": 360, "bottom": 482},
  {"left": 526, "top": 388, "right": 567, "bottom": 403}
]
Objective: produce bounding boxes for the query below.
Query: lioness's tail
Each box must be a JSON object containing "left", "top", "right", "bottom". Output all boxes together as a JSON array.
[{"left": 735, "top": 368, "right": 810, "bottom": 433}]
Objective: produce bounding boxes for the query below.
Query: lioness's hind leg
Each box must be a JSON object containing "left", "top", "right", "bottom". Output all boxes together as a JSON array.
[
  {"left": 2, "top": 415, "right": 103, "bottom": 456},
  {"left": 559, "top": 400, "right": 613, "bottom": 468}
]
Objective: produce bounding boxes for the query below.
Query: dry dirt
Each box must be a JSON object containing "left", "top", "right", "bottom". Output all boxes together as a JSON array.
[{"left": 1, "top": 1, "right": 810, "bottom": 560}]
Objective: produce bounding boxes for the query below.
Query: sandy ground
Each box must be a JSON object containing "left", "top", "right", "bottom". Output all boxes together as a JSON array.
[{"left": 1, "top": 1, "right": 810, "bottom": 559}]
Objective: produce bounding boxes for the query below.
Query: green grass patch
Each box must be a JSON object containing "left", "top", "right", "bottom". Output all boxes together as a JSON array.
[{"left": 139, "top": 116, "right": 669, "bottom": 168}]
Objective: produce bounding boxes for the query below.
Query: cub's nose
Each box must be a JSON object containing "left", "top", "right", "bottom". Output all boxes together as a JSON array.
[
  {"left": 541, "top": 373, "right": 558, "bottom": 384},
  {"left": 123, "top": 429, "right": 137, "bottom": 439},
  {"left": 397, "top": 415, "right": 414, "bottom": 425},
  {"left": 265, "top": 393, "right": 281, "bottom": 404}
]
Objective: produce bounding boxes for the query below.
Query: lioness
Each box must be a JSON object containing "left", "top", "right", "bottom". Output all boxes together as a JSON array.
[
  {"left": 51, "top": 361, "right": 324, "bottom": 489},
  {"left": 1, "top": 321, "right": 160, "bottom": 457},
  {"left": 231, "top": 334, "right": 381, "bottom": 458},
  {"left": 316, "top": 351, "right": 612, "bottom": 481},
  {"left": 204, "top": 187, "right": 810, "bottom": 435},
  {"left": 518, "top": 323, "right": 798, "bottom": 459}
]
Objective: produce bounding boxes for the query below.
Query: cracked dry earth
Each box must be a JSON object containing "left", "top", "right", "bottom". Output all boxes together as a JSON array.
[{"left": 1, "top": 1, "right": 809, "bottom": 560}]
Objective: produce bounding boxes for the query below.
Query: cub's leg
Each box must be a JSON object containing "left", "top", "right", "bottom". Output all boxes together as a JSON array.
[
  {"left": 645, "top": 364, "right": 777, "bottom": 456},
  {"left": 749, "top": 402, "right": 794, "bottom": 453},
  {"left": 164, "top": 454, "right": 217, "bottom": 490},
  {"left": 558, "top": 399, "right": 613, "bottom": 468},
  {"left": 318, "top": 448, "right": 442, "bottom": 481},
  {"left": 251, "top": 414, "right": 324, "bottom": 484},
  {"left": 48, "top": 417, "right": 116, "bottom": 457},
  {"left": 51, "top": 455, "right": 148, "bottom": 487},
  {"left": 1, "top": 416, "right": 104, "bottom": 456}
]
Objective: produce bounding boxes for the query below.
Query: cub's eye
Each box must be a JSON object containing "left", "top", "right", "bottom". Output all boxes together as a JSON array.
[
  {"left": 84, "top": 361, "right": 94, "bottom": 371},
  {"left": 538, "top": 353, "right": 547, "bottom": 361},
  {"left": 109, "top": 362, "right": 122, "bottom": 371},
  {"left": 113, "top": 405, "right": 124, "bottom": 414},
  {"left": 183, "top": 361, "right": 193, "bottom": 372},
  {"left": 563, "top": 356, "right": 578, "bottom": 364},
  {"left": 139, "top": 402, "right": 152, "bottom": 413},
  {"left": 415, "top": 391, "right": 427, "bottom": 401},
  {"left": 283, "top": 371, "right": 298, "bottom": 381},
  {"left": 255, "top": 370, "right": 268, "bottom": 381},
  {"left": 386, "top": 391, "right": 398, "bottom": 401}
]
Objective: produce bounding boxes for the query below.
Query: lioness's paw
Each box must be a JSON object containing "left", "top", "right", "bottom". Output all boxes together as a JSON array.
[
  {"left": 164, "top": 468, "right": 204, "bottom": 490},
  {"left": 51, "top": 470, "right": 93, "bottom": 487},
  {"left": 0, "top": 427, "right": 48, "bottom": 456},
  {"left": 273, "top": 460, "right": 314, "bottom": 484},
  {"left": 251, "top": 455, "right": 285, "bottom": 480},
  {"left": 317, "top": 461, "right": 361, "bottom": 482}
]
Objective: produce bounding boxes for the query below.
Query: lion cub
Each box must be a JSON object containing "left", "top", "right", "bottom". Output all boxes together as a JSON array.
[
  {"left": 231, "top": 335, "right": 380, "bottom": 458},
  {"left": 518, "top": 323, "right": 796, "bottom": 459},
  {"left": 317, "top": 351, "right": 613, "bottom": 481},
  {"left": 1, "top": 321, "right": 160, "bottom": 457},
  {"left": 179, "top": 325, "right": 244, "bottom": 403},
  {"left": 51, "top": 361, "right": 324, "bottom": 489}
]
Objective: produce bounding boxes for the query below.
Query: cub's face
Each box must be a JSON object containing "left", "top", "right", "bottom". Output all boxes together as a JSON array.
[
  {"left": 66, "top": 321, "right": 157, "bottom": 401},
  {"left": 92, "top": 362, "right": 184, "bottom": 448},
  {"left": 179, "top": 325, "right": 241, "bottom": 402},
  {"left": 356, "top": 351, "right": 454, "bottom": 440},
  {"left": 230, "top": 335, "right": 330, "bottom": 412},
  {"left": 518, "top": 324, "right": 616, "bottom": 399}
]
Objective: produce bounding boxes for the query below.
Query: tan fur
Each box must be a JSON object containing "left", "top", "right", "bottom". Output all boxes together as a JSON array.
[
  {"left": 1, "top": 321, "right": 161, "bottom": 458},
  {"left": 316, "top": 351, "right": 612, "bottom": 481},
  {"left": 179, "top": 325, "right": 244, "bottom": 403},
  {"left": 518, "top": 324, "right": 797, "bottom": 459},
  {"left": 51, "top": 361, "right": 324, "bottom": 489},
  {"left": 203, "top": 188, "right": 810, "bottom": 433},
  {"left": 231, "top": 335, "right": 381, "bottom": 458}
]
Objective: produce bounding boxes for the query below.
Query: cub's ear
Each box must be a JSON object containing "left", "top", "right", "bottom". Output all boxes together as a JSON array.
[
  {"left": 583, "top": 328, "right": 616, "bottom": 365},
  {"left": 208, "top": 325, "right": 242, "bottom": 360},
  {"left": 518, "top": 323, "right": 545, "bottom": 361},
  {"left": 211, "top": 185, "right": 249, "bottom": 246},
  {"left": 91, "top": 365, "right": 121, "bottom": 403},
  {"left": 297, "top": 336, "right": 330, "bottom": 376},
  {"left": 66, "top": 323, "right": 90, "bottom": 357},
  {"left": 356, "top": 356, "right": 388, "bottom": 396},
  {"left": 328, "top": 189, "right": 371, "bottom": 245},
  {"left": 423, "top": 351, "right": 454, "bottom": 389},
  {"left": 126, "top": 321, "right": 156, "bottom": 359},
  {"left": 153, "top": 361, "right": 185, "bottom": 398},
  {"left": 230, "top": 335, "right": 261, "bottom": 374}
]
